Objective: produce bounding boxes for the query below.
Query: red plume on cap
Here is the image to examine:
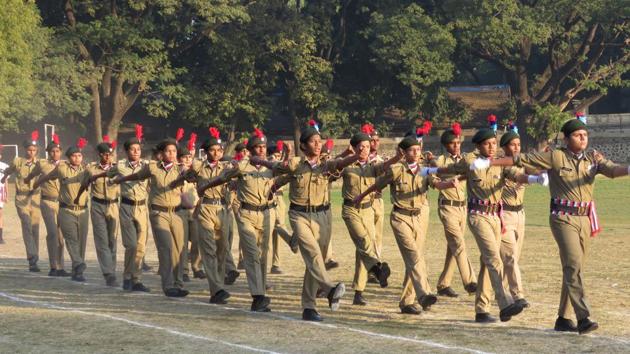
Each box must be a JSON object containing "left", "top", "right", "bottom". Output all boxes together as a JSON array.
[
  {"left": 103, "top": 135, "right": 110, "bottom": 143},
  {"left": 575, "top": 112, "right": 585, "bottom": 117},
  {"left": 77, "top": 138, "right": 88, "bottom": 149},
  {"left": 209, "top": 127, "right": 220, "bottom": 139},
  {"left": 243, "top": 138, "right": 248, "bottom": 146},
  {"left": 487, "top": 114, "right": 497, "bottom": 124},
  {"left": 187, "top": 133, "right": 197, "bottom": 151},
  {"left": 423, "top": 120, "right": 432, "bottom": 134},
  {"left": 234, "top": 152, "right": 243, "bottom": 161},
  {"left": 361, "top": 123, "right": 374, "bottom": 135},
  {"left": 276, "top": 140, "right": 284, "bottom": 152},
  {"left": 52, "top": 133, "right": 60, "bottom": 145},
  {"left": 110, "top": 140, "right": 117, "bottom": 150},
  {"left": 175, "top": 128, "right": 185, "bottom": 142},
  {"left": 253, "top": 128, "right": 264, "bottom": 138},
  {"left": 135, "top": 124, "right": 143, "bottom": 141},
  {"left": 451, "top": 122, "right": 462, "bottom": 137},
  {"left": 325, "top": 138, "right": 334, "bottom": 151},
  {"left": 31, "top": 130, "right": 39, "bottom": 142}
]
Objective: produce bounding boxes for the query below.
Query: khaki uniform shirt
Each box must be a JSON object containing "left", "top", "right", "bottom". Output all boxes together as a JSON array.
[
  {"left": 136, "top": 161, "right": 185, "bottom": 208},
  {"left": 218, "top": 158, "right": 278, "bottom": 207},
  {"left": 433, "top": 154, "right": 467, "bottom": 202},
  {"left": 32, "top": 159, "right": 61, "bottom": 198},
  {"left": 87, "top": 162, "right": 120, "bottom": 201},
  {"left": 341, "top": 160, "right": 385, "bottom": 201},
  {"left": 279, "top": 156, "right": 341, "bottom": 206},
  {"left": 501, "top": 166, "right": 526, "bottom": 207},
  {"left": 514, "top": 148, "right": 619, "bottom": 202},
  {"left": 10, "top": 157, "right": 39, "bottom": 196},
  {"left": 107, "top": 159, "right": 149, "bottom": 201},
  {"left": 55, "top": 162, "right": 90, "bottom": 207},
  {"left": 195, "top": 160, "right": 229, "bottom": 200},
  {"left": 374, "top": 161, "right": 436, "bottom": 211}
]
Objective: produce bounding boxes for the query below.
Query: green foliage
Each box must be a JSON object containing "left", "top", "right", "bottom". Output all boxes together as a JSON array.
[{"left": 527, "top": 103, "right": 572, "bottom": 142}]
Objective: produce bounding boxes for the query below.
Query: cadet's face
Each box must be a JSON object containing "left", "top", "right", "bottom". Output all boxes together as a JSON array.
[
  {"left": 445, "top": 139, "right": 461, "bottom": 156},
  {"left": 127, "top": 144, "right": 141, "bottom": 161},
  {"left": 566, "top": 130, "right": 588, "bottom": 153},
  {"left": 162, "top": 145, "right": 177, "bottom": 163},
  {"left": 477, "top": 138, "right": 497, "bottom": 158},
  {"left": 503, "top": 138, "right": 521, "bottom": 157},
  {"left": 404, "top": 145, "right": 422, "bottom": 163},
  {"left": 69, "top": 152, "right": 82, "bottom": 166},
  {"left": 252, "top": 144, "right": 267, "bottom": 158},
  {"left": 99, "top": 152, "right": 112, "bottom": 164},
  {"left": 206, "top": 145, "right": 223, "bottom": 162},
  {"left": 356, "top": 141, "right": 370, "bottom": 161},
  {"left": 179, "top": 154, "right": 193, "bottom": 167},
  {"left": 303, "top": 135, "right": 322, "bottom": 158},
  {"left": 49, "top": 147, "right": 61, "bottom": 161},
  {"left": 26, "top": 146, "right": 37, "bottom": 160},
  {"left": 370, "top": 137, "right": 380, "bottom": 152},
  {"left": 242, "top": 149, "right": 250, "bottom": 158}
]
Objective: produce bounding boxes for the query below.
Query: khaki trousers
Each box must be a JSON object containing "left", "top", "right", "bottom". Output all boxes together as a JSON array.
[
  {"left": 501, "top": 210, "right": 526, "bottom": 300},
  {"left": 58, "top": 207, "right": 89, "bottom": 274},
  {"left": 119, "top": 203, "right": 148, "bottom": 283},
  {"left": 41, "top": 198, "right": 65, "bottom": 270},
  {"left": 270, "top": 197, "right": 291, "bottom": 268},
  {"left": 224, "top": 208, "right": 237, "bottom": 274},
  {"left": 16, "top": 193, "right": 41, "bottom": 265},
  {"left": 468, "top": 213, "right": 514, "bottom": 314},
  {"left": 91, "top": 200, "right": 119, "bottom": 276},
  {"left": 324, "top": 208, "right": 334, "bottom": 262},
  {"left": 342, "top": 204, "right": 379, "bottom": 292},
  {"left": 550, "top": 214, "right": 592, "bottom": 320},
  {"left": 289, "top": 209, "right": 336, "bottom": 310},
  {"left": 436, "top": 205, "right": 476, "bottom": 290},
  {"left": 197, "top": 204, "right": 229, "bottom": 295},
  {"left": 178, "top": 209, "right": 202, "bottom": 274},
  {"left": 236, "top": 208, "right": 273, "bottom": 296},
  {"left": 372, "top": 197, "right": 385, "bottom": 257},
  {"left": 149, "top": 209, "right": 185, "bottom": 291}
]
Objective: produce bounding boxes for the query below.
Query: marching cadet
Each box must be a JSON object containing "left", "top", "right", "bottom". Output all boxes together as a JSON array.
[
  {"left": 194, "top": 129, "right": 282, "bottom": 312},
  {"left": 103, "top": 125, "right": 150, "bottom": 292},
  {"left": 478, "top": 113, "right": 630, "bottom": 334},
  {"left": 262, "top": 120, "right": 359, "bottom": 322},
  {"left": 113, "top": 138, "right": 190, "bottom": 297},
  {"left": 320, "top": 138, "right": 339, "bottom": 271},
  {"left": 340, "top": 131, "right": 399, "bottom": 306},
  {"left": 0, "top": 146, "right": 9, "bottom": 244},
  {"left": 24, "top": 134, "right": 69, "bottom": 276},
  {"left": 354, "top": 124, "right": 453, "bottom": 315},
  {"left": 436, "top": 115, "right": 547, "bottom": 323},
  {"left": 222, "top": 155, "right": 240, "bottom": 285},
  {"left": 34, "top": 138, "right": 90, "bottom": 281},
  {"left": 1, "top": 131, "right": 42, "bottom": 272},
  {"left": 81, "top": 138, "right": 121, "bottom": 287},
  {"left": 432, "top": 123, "right": 477, "bottom": 297}
]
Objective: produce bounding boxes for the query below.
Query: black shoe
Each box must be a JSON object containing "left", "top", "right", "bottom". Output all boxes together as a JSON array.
[
  {"left": 437, "top": 287, "right": 459, "bottom": 298},
  {"left": 270, "top": 266, "right": 283, "bottom": 275},
  {"left": 182, "top": 274, "right": 191, "bottom": 282},
  {"left": 327, "top": 283, "right": 346, "bottom": 311},
  {"left": 209, "top": 290, "right": 230, "bottom": 304},
  {"left": 131, "top": 283, "right": 150, "bottom": 292},
  {"left": 289, "top": 235, "right": 299, "bottom": 254},
  {"left": 48, "top": 269, "right": 57, "bottom": 276},
  {"left": 515, "top": 298, "right": 530, "bottom": 308},
  {"left": 56, "top": 269, "right": 71, "bottom": 277},
  {"left": 325, "top": 260, "right": 339, "bottom": 270},
  {"left": 164, "top": 288, "right": 182, "bottom": 297},
  {"left": 499, "top": 302, "right": 524, "bottom": 322},
  {"left": 419, "top": 294, "right": 437, "bottom": 311},
  {"left": 464, "top": 282, "right": 477, "bottom": 294},
  {"left": 193, "top": 270, "right": 206, "bottom": 279},
  {"left": 302, "top": 308, "right": 322, "bottom": 321},
  {"left": 29, "top": 264, "right": 40, "bottom": 272},
  {"left": 578, "top": 318, "right": 599, "bottom": 335},
  {"left": 475, "top": 313, "right": 497, "bottom": 323},
  {"left": 105, "top": 274, "right": 119, "bottom": 287},
  {"left": 141, "top": 262, "right": 153, "bottom": 272},
  {"left": 400, "top": 304, "right": 422, "bottom": 315},
  {"left": 71, "top": 274, "right": 86, "bottom": 282},
  {"left": 367, "top": 274, "right": 379, "bottom": 284},
  {"left": 370, "top": 262, "right": 390, "bottom": 288},
  {"left": 237, "top": 260, "right": 245, "bottom": 270},
  {"left": 353, "top": 291, "right": 367, "bottom": 306},
  {"left": 251, "top": 296, "right": 271, "bottom": 312},
  {"left": 122, "top": 279, "right": 132, "bottom": 291},
  {"left": 554, "top": 317, "right": 578, "bottom": 332},
  {"left": 224, "top": 270, "right": 240, "bottom": 285}
]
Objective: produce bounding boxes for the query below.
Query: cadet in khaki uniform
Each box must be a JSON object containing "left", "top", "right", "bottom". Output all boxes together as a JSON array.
[
  {"left": 223, "top": 180, "right": 240, "bottom": 284},
  {"left": 84, "top": 141, "right": 120, "bottom": 287},
  {"left": 1, "top": 131, "right": 42, "bottom": 272},
  {"left": 25, "top": 134, "right": 68, "bottom": 276},
  {"left": 439, "top": 127, "right": 545, "bottom": 323},
  {"left": 339, "top": 132, "right": 398, "bottom": 306},
  {"left": 114, "top": 139, "right": 189, "bottom": 297},
  {"left": 485, "top": 116, "right": 630, "bottom": 334},
  {"left": 432, "top": 124, "right": 477, "bottom": 297},
  {"left": 103, "top": 127, "right": 150, "bottom": 292},
  {"left": 356, "top": 130, "right": 452, "bottom": 315},
  {"left": 263, "top": 121, "right": 358, "bottom": 322},
  {"left": 199, "top": 129, "right": 280, "bottom": 312},
  {"left": 34, "top": 139, "right": 90, "bottom": 281}
]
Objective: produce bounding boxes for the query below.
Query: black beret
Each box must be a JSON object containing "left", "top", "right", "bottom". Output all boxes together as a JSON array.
[
  {"left": 65, "top": 146, "right": 81, "bottom": 158},
  {"left": 158, "top": 138, "right": 178, "bottom": 152},
  {"left": 177, "top": 146, "right": 192, "bottom": 158},
  {"left": 398, "top": 136, "right": 420, "bottom": 150},
  {"left": 22, "top": 140, "right": 38, "bottom": 148},
  {"left": 350, "top": 132, "right": 371, "bottom": 147},
  {"left": 561, "top": 119, "right": 587, "bottom": 137},
  {"left": 46, "top": 142, "right": 61, "bottom": 152},
  {"left": 441, "top": 129, "right": 459, "bottom": 145},
  {"left": 300, "top": 126, "right": 320, "bottom": 144},
  {"left": 124, "top": 138, "right": 141, "bottom": 151},
  {"left": 235, "top": 143, "right": 246, "bottom": 152},
  {"left": 96, "top": 142, "right": 114, "bottom": 154},
  {"left": 202, "top": 138, "right": 223, "bottom": 151},
  {"left": 247, "top": 136, "right": 266, "bottom": 149},
  {"left": 500, "top": 131, "right": 520, "bottom": 147},
  {"left": 472, "top": 128, "right": 496, "bottom": 144}
]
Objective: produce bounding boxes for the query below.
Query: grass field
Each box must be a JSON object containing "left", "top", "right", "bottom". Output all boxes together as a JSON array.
[{"left": 1, "top": 178, "right": 630, "bottom": 353}]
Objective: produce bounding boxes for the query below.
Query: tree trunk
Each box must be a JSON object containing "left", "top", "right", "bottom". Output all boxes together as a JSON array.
[{"left": 89, "top": 81, "right": 102, "bottom": 144}]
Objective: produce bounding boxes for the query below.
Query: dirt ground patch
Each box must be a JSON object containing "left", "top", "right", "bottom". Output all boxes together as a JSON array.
[{"left": 1, "top": 179, "right": 630, "bottom": 353}]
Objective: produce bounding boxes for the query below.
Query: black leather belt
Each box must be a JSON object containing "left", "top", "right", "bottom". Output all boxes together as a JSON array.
[
  {"left": 202, "top": 197, "right": 226, "bottom": 206},
  {"left": 60, "top": 202, "right": 87, "bottom": 211},
  {"left": 393, "top": 205, "right": 421, "bottom": 216},
  {"left": 503, "top": 204, "right": 523, "bottom": 212},
  {"left": 121, "top": 197, "right": 146, "bottom": 206},
  {"left": 343, "top": 199, "right": 373, "bottom": 209},
  {"left": 92, "top": 196, "right": 118, "bottom": 205},
  {"left": 439, "top": 199, "right": 466, "bottom": 207},
  {"left": 41, "top": 195, "right": 58, "bottom": 202},
  {"left": 240, "top": 202, "right": 271, "bottom": 212},
  {"left": 151, "top": 204, "right": 182, "bottom": 213},
  {"left": 290, "top": 203, "right": 330, "bottom": 213}
]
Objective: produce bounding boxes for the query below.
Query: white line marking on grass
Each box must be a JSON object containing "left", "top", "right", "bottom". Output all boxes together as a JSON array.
[{"left": 0, "top": 292, "right": 282, "bottom": 354}]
